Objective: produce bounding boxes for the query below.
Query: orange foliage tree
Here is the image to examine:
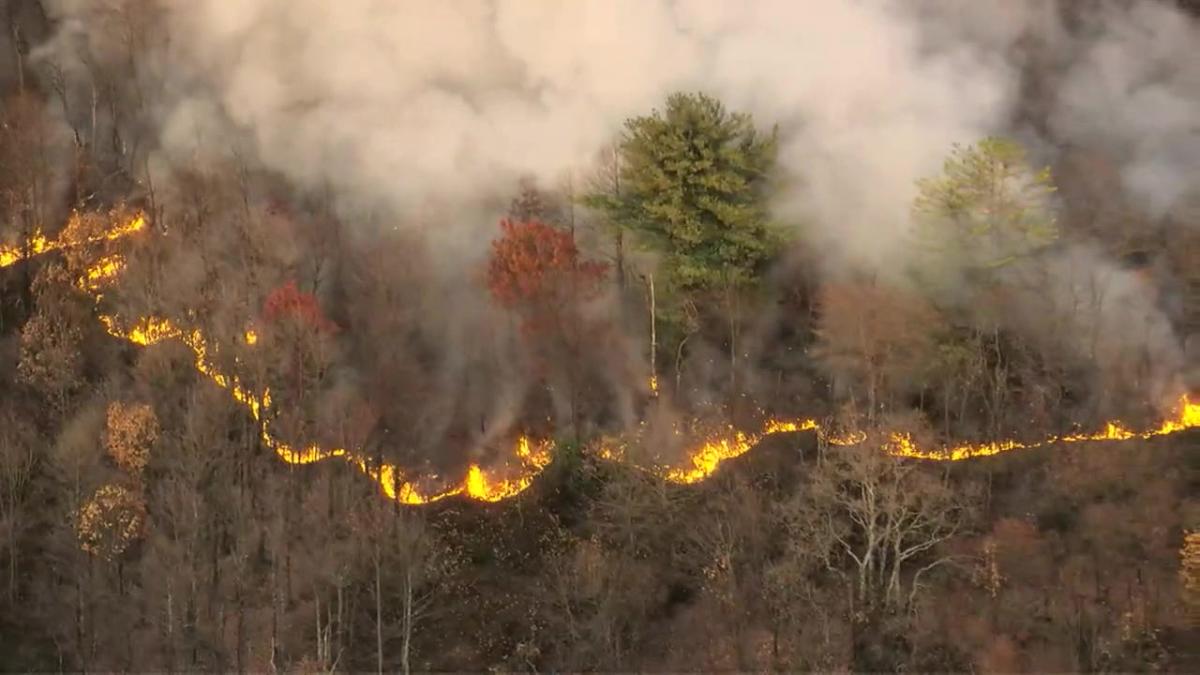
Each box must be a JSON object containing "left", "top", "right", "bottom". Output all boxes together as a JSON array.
[
  {"left": 486, "top": 219, "right": 607, "bottom": 337},
  {"left": 104, "top": 401, "right": 159, "bottom": 477},
  {"left": 263, "top": 280, "right": 337, "bottom": 333}
]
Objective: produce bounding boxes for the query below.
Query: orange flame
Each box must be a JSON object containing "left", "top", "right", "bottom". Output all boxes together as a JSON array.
[
  {"left": 78, "top": 254, "right": 126, "bottom": 292},
  {"left": 96, "top": 299, "right": 554, "bottom": 504},
  {"left": 884, "top": 396, "right": 1199, "bottom": 461},
  {"left": 40, "top": 215, "right": 1200, "bottom": 503},
  {"left": 0, "top": 231, "right": 53, "bottom": 268},
  {"left": 1, "top": 214, "right": 146, "bottom": 269}
]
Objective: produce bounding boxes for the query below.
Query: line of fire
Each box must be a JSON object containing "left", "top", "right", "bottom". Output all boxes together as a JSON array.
[{"left": 5, "top": 213, "right": 1198, "bottom": 506}]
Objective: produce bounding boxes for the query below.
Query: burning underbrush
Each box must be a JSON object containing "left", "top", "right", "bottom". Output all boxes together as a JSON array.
[{"left": 8, "top": 212, "right": 1200, "bottom": 509}]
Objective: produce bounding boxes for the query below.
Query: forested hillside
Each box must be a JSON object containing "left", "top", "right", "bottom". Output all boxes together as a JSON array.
[{"left": 1, "top": 1, "right": 1198, "bottom": 672}]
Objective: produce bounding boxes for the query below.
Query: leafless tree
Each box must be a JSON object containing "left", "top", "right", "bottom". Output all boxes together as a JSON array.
[
  {"left": 776, "top": 428, "right": 976, "bottom": 618},
  {"left": 0, "top": 405, "right": 37, "bottom": 604}
]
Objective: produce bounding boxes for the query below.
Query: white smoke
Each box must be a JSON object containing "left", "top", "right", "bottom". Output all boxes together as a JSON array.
[
  {"left": 1004, "top": 245, "right": 1185, "bottom": 411},
  {"left": 32, "top": 1, "right": 1200, "bottom": 259},
  {"left": 32, "top": 0, "right": 1024, "bottom": 267},
  {"left": 28, "top": 0, "right": 1200, "bottom": 414},
  {"left": 1049, "top": 1, "right": 1200, "bottom": 222}
]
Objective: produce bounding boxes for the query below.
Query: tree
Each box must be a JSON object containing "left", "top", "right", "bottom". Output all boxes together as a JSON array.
[
  {"left": 913, "top": 137, "right": 1058, "bottom": 283},
  {"left": 684, "top": 475, "right": 774, "bottom": 669},
  {"left": 17, "top": 290, "right": 84, "bottom": 412},
  {"left": 588, "top": 92, "right": 780, "bottom": 389},
  {"left": 811, "top": 281, "right": 941, "bottom": 424},
  {"left": 263, "top": 280, "right": 337, "bottom": 334},
  {"left": 75, "top": 483, "right": 146, "bottom": 562},
  {"left": 104, "top": 400, "right": 158, "bottom": 477},
  {"left": 584, "top": 142, "right": 627, "bottom": 290},
  {"left": 258, "top": 278, "right": 338, "bottom": 441},
  {"left": 351, "top": 499, "right": 445, "bottom": 675},
  {"left": 550, "top": 463, "right": 681, "bottom": 670},
  {"left": 1182, "top": 531, "right": 1200, "bottom": 627},
  {"left": 775, "top": 426, "right": 977, "bottom": 668},
  {"left": 909, "top": 138, "right": 1066, "bottom": 439},
  {"left": 487, "top": 218, "right": 607, "bottom": 336},
  {"left": 0, "top": 93, "right": 66, "bottom": 315},
  {"left": 540, "top": 534, "right": 659, "bottom": 671},
  {"left": 487, "top": 218, "right": 608, "bottom": 437},
  {"left": 600, "top": 92, "right": 778, "bottom": 292},
  {"left": 0, "top": 406, "right": 37, "bottom": 604}
]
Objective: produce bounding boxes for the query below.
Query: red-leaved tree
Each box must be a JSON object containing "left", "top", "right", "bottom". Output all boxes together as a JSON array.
[
  {"left": 487, "top": 219, "right": 609, "bottom": 438},
  {"left": 259, "top": 281, "right": 338, "bottom": 434},
  {"left": 263, "top": 280, "right": 337, "bottom": 333},
  {"left": 487, "top": 219, "right": 607, "bottom": 337}
]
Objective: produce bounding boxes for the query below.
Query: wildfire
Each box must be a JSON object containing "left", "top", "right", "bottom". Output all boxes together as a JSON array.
[
  {"left": 78, "top": 254, "right": 126, "bottom": 292},
  {"left": 97, "top": 293, "right": 555, "bottom": 504},
  {"left": 20, "top": 215, "right": 1200, "bottom": 505},
  {"left": 0, "top": 231, "right": 53, "bottom": 268},
  {"left": 0, "top": 214, "right": 146, "bottom": 269},
  {"left": 883, "top": 395, "right": 1200, "bottom": 461}
]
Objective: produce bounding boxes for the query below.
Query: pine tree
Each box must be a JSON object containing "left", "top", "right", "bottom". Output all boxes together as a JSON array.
[
  {"left": 593, "top": 92, "right": 779, "bottom": 294},
  {"left": 586, "top": 92, "right": 780, "bottom": 391}
]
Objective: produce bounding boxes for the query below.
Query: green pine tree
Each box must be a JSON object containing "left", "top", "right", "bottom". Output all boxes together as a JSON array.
[{"left": 585, "top": 92, "right": 781, "bottom": 393}]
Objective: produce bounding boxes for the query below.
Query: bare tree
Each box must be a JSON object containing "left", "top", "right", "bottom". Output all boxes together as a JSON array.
[
  {"left": 0, "top": 93, "right": 67, "bottom": 315},
  {"left": 812, "top": 281, "right": 941, "bottom": 424},
  {"left": 684, "top": 476, "right": 773, "bottom": 669},
  {"left": 776, "top": 427, "right": 976, "bottom": 621},
  {"left": 0, "top": 405, "right": 37, "bottom": 604},
  {"left": 353, "top": 497, "right": 444, "bottom": 675}
]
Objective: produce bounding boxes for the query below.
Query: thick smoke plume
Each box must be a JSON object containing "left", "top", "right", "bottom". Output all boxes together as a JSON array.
[
  {"left": 1048, "top": 2, "right": 1200, "bottom": 221},
  {"left": 35, "top": 1, "right": 1199, "bottom": 264},
  {"left": 26, "top": 0, "right": 1200, "bottom": 437}
]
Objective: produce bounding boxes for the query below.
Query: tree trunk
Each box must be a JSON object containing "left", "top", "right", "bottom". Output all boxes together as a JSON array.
[
  {"left": 162, "top": 587, "right": 173, "bottom": 671},
  {"left": 566, "top": 173, "right": 576, "bottom": 243},
  {"left": 5, "top": 496, "right": 16, "bottom": 603},
  {"left": 236, "top": 578, "right": 246, "bottom": 674},
  {"left": 612, "top": 142, "right": 625, "bottom": 293},
  {"left": 375, "top": 549, "right": 384, "bottom": 675},
  {"left": 648, "top": 274, "right": 657, "bottom": 394},
  {"left": 401, "top": 566, "right": 413, "bottom": 675},
  {"left": 728, "top": 283, "right": 738, "bottom": 396},
  {"left": 675, "top": 333, "right": 690, "bottom": 394},
  {"left": 615, "top": 229, "right": 625, "bottom": 292},
  {"left": 8, "top": 18, "right": 24, "bottom": 92}
]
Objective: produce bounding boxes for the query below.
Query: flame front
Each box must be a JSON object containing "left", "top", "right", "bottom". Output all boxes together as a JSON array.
[
  {"left": 1, "top": 214, "right": 145, "bottom": 270},
  {"left": 0, "top": 231, "right": 54, "bottom": 268},
  {"left": 96, "top": 301, "right": 554, "bottom": 504},
  {"left": 34, "top": 216, "right": 1200, "bottom": 503}
]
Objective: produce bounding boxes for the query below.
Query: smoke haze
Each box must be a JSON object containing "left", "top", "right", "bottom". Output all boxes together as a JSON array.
[
  {"left": 32, "top": 1, "right": 1198, "bottom": 265},
  {"left": 23, "top": 0, "right": 1200, "bottom": 434}
]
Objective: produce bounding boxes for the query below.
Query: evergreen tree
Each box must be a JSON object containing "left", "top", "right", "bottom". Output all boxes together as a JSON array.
[
  {"left": 591, "top": 92, "right": 779, "bottom": 294},
  {"left": 586, "top": 92, "right": 780, "bottom": 391}
]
